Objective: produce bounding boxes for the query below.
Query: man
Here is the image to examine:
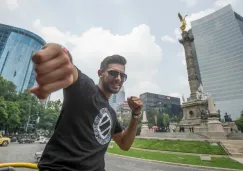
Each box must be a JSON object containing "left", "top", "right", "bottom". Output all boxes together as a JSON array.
[{"left": 29, "top": 43, "right": 143, "bottom": 171}]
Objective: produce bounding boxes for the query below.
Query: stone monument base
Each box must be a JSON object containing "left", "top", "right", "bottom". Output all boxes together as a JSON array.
[
  {"left": 140, "top": 124, "right": 150, "bottom": 136},
  {"left": 178, "top": 99, "right": 207, "bottom": 131},
  {"left": 223, "top": 122, "right": 239, "bottom": 133},
  {"left": 203, "top": 117, "right": 226, "bottom": 139}
]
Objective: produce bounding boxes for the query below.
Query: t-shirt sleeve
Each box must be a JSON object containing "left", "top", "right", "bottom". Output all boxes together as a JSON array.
[
  {"left": 113, "top": 117, "right": 123, "bottom": 134},
  {"left": 63, "top": 66, "right": 96, "bottom": 102}
]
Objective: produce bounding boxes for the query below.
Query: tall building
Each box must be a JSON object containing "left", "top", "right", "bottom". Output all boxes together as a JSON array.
[
  {"left": 139, "top": 92, "right": 181, "bottom": 117},
  {"left": 191, "top": 5, "right": 243, "bottom": 119},
  {"left": 0, "top": 23, "right": 45, "bottom": 92},
  {"left": 109, "top": 86, "right": 125, "bottom": 111},
  {"left": 116, "top": 101, "right": 131, "bottom": 115}
]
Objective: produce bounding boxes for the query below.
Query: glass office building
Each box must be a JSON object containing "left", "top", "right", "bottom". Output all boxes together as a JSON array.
[
  {"left": 191, "top": 5, "right": 243, "bottom": 119},
  {"left": 140, "top": 92, "right": 182, "bottom": 117},
  {"left": 0, "top": 23, "right": 45, "bottom": 92},
  {"left": 108, "top": 86, "right": 125, "bottom": 111}
]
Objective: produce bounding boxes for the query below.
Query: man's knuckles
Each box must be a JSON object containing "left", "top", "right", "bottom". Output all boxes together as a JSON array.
[
  {"left": 36, "top": 64, "right": 73, "bottom": 85},
  {"left": 34, "top": 53, "right": 70, "bottom": 74}
]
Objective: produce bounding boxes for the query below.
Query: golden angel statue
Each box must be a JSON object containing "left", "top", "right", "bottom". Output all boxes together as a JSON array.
[{"left": 178, "top": 12, "right": 188, "bottom": 32}]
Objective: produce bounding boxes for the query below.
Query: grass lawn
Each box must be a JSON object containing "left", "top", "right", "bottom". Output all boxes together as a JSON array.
[
  {"left": 107, "top": 143, "right": 243, "bottom": 170},
  {"left": 132, "top": 138, "right": 227, "bottom": 155}
]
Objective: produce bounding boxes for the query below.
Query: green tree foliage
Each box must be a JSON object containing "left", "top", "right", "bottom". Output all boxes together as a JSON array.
[
  {"left": 5, "top": 101, "right": 21, "bottom": 133},
  {"left": 162, "top": 113, "right": 170, "bottom": 127},
  {"left": 37, "top": 100, "right": 61, "bottom": 132},
  {"left": 0, "top": 75, "right": 62, "bottom": 135},
  {"left": 235, "top": 111, "right": 243, "bottom": 132},
  {"left": 0, "top": 75, "right": 17, "bottom": 101},
  {"left": 0, "top": 96, "right": 8, "bottom": 125}
]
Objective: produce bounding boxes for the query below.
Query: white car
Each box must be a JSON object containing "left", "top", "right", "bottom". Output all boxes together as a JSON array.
[
  {"left": 39, "top": 138, "right": 49, "bottom": 144},
  {"left": 34, "top": 150, "right": 43, "bottom": 163}
]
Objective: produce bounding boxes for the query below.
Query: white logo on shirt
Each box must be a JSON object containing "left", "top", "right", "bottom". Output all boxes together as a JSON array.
[{"left": 93, "top": 108, "right": 112, "bottom": 145}]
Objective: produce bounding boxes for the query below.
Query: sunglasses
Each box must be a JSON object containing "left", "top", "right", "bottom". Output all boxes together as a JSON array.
[{"left": 106, "top": 70, "right": 127, "bottom": 82}]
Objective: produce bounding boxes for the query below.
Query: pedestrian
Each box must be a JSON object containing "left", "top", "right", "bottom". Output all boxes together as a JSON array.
[{"left": 29, "top": 43, "right": 143, "bottom": 171}]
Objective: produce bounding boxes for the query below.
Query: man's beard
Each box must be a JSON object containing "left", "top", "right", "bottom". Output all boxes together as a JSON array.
[{"left": 102, "top": 79, "right": 120, "bottom": 94}]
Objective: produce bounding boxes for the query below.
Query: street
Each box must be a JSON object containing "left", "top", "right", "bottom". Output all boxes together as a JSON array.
[{"left": 0, "top": 143, "right": 214, "bottom": 171}]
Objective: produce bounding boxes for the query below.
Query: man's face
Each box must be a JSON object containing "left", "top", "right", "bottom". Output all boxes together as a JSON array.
[{"left": 99, "top": 64, "right": 127, "bottom": 94}]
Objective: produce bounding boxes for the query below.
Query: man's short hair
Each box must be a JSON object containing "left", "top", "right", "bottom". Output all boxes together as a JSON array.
[{"left": 100, "top": 55, "right": 127, "bottom": 71}]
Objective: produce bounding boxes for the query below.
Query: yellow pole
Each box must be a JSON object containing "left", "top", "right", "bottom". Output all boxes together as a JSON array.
[{"left": 0, "top": 163, "right": 38, "bottom": 169}]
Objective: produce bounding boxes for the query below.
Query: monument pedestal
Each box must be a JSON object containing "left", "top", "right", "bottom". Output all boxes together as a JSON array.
[
  {"left": 140, "top": 123, "right": 150, "bottom": 136},
  {"left": 140, "top": 111, "right": 150, "bottom": 136},
  {"left": 179, "top": 99, "right": 207, "bottom": 129},
  {"left": 206, "top": 117, "right": 226, "bottom": 139}
]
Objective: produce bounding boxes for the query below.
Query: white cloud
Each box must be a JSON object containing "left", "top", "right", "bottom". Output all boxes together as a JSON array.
[
  {"left": 186, "top": 8, "right": 215, "bottom": 30},
  {"left": 177, "top": 51, "right": 186, "bottom": 66},
  {"left": 33, "top": 19, "right": 163, "bottom": 101},
  {"left": 180, "top": 0, "right": 199, "bottom": 7},
  {"left": 161, "top": 35, "right": 176, "bottom": 43},
  {"left": 5, "top": 0, "right": 19, "bottom": 11},
  {"left": 174, "top": 28, "right": 181, "bottom": 40},
  {"left": 214, "top": 0, "right": 239, "bottom": 7}
]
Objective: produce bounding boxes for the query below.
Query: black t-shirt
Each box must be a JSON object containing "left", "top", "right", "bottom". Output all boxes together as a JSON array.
[{"left": 38, "top": 68, "right": 123, "bottom": 171}]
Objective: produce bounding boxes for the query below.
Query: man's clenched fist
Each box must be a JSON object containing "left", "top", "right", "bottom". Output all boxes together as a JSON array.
[
  {"left": 127, "top": 96, "right": 143, "bottom": 115},
  {"left": 29, "top": 43, "right": 77, "bottom": 100}
]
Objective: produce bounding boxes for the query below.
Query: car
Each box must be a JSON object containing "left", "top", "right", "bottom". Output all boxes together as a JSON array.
[
  {"left": 18, "top": 138, "right": 35, "bottom": 144},
  {"left": 0, "top": 135, "right": 11, "bottom": 147},
  {"left": 34, "top": 150, "right": 43, "bottom": 163},
  {"left": 39, "top": 138, "right": 49, "bottom": 144}
]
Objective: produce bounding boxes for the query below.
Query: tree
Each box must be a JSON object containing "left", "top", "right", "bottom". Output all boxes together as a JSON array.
[
  {"left": 172, "top": 111, "right": 183, "bottom": 123},
  {"left": 0, "top": 75, "right": 17, "bottom": 101},
  {"left": 162, "top": 113, "right": 170, "bottom": 128},
  {"left": 235, "top": 111, "right": 243, "bottom": 132},
  {"left": 5, "top": 101, "right": 21, "bottom": 134},
  {"left": 37, "top": 100, "right": 62, "bottom": 134},
  {"left": 0, "top": 75, "right": 64, "bottom": 135},
  {"left": 0, "top": 97, "right": 8, "bottom": 126},
  {"left": 147, "top": 109, "right": 158, "bottom": 128}
]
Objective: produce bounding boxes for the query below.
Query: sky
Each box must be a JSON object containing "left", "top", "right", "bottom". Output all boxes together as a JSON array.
[{"left": 0, "top": 0, "right": 243, "bottom": 102}]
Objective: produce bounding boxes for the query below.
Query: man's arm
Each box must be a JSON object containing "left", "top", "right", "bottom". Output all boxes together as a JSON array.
[
  {"left": 112, "top": 115, "right": 140, "bottom": 151},
  {"left": 112, "top": 96, "right": 143, "bottom": 151}
]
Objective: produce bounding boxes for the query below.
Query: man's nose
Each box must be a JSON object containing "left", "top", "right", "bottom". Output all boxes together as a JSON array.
[{"left": 115, "top": 74, "right": 122, "bottom": 81}]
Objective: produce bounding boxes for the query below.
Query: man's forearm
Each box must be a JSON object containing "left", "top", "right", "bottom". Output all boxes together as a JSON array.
[{"left": 120, "top": 116, "right": 140, "bottom": 150}]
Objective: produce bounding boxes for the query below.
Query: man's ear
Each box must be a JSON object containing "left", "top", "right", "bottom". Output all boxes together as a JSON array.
[{"left": 98, "top": 69, "right": 103, "bottom": 77}]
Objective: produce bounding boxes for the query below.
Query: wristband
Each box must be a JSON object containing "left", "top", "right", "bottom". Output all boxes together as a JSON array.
[
  {"left": 132, "top": 112, "right": 141, "bottom": 119},
  {"left": 132, "top": 112, "right": 141, "bottom": 116}
]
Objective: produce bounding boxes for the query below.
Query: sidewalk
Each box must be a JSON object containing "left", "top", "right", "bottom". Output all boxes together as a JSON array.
[
  {"left": 220, "top": 140, "right": 243, "bottom": 164},
  {"left": 231, "top": 157, "right": 243, "bottom": 165}
]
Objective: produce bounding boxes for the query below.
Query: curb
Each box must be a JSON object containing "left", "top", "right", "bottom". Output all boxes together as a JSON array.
[{"left": 106, "top": 152, "right": 242, "bottom": 171}]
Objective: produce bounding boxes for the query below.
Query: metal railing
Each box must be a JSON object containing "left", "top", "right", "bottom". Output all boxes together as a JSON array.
[{"left": 0, "top": 163, "right": 38, "bottom": 170}]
